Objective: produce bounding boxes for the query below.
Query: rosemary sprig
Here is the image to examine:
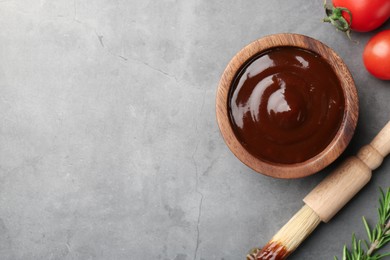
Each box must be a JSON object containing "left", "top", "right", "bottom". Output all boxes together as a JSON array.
[{"left": 335, "top": 187, "right": 390, "bottom": 260}]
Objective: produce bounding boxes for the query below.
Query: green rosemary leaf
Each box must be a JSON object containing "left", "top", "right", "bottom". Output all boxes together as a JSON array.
[
  {"left": 334, "top": 187, "right": 390, "bottom": 260},
  {"left": 363, "top": 217, "right": 373, "bottom": 243},
  {"left": 375, "top": 251, "right": 390, "bottom": 259},
  {"left": 378, "top": 235, "right": 390, "bottom": 247},
  {"left": 343, "top": 244, "right": 349, "bottom": 260},
  {"left": 377, "top": 226, "right": 384, "bottom": 239},
  {"left": 372, "top": 228, "right": 378, "bottom": 241},
  {"left": 352, "top": 234, "right": 357, "bottom": 252}
]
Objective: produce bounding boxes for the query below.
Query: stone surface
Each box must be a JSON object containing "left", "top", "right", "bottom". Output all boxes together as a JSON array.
[{"left": 0, "top": 1, "right": 389, "bottom": 259}]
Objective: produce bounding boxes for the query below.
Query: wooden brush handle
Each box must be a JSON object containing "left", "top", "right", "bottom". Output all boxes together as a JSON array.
[{"left": 304, "top": 120, "right": 390, "bottom": 223}]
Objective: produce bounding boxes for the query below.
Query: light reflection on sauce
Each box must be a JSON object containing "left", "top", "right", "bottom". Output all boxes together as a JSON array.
[{"left": 228, "top": 47, "right": 345, "bottom": 164}]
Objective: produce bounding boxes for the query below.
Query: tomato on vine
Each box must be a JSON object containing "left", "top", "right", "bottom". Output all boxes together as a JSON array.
[{"left": 324, "top": 0, "right": 390, "bottom": 37}]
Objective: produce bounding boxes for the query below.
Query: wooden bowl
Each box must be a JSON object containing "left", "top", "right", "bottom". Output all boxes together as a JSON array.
[{"left": 216, "top": 33, "right": 358, "bottom": 178}]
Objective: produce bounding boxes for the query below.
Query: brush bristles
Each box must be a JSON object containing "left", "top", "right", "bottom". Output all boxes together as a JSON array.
[
  {"left": 247, "top": 205, "right": 321, "bottom": 260},
  {"left": 271, "top": 204, "right": 321, "bottom": 252}
]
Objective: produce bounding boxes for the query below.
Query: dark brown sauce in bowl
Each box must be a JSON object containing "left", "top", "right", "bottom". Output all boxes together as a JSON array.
[
  {"left": 216, "top": 33, "right": 358, "bottom": 178},
  {"left": 228, "top": 47, "right": 345, "bottom": 164}
]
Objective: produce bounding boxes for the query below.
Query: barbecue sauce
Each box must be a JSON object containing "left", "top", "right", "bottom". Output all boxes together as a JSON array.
[
  {"left": 256, "top": 242, "right": 289, "bottom": 260},
  {"left": 228, "top": 47, "right": 345, "bottom": 164}
]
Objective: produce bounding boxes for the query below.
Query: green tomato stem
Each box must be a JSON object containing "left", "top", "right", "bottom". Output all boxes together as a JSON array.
[{"left": 323, "top": 0, "right": 353, "bottom": 39}]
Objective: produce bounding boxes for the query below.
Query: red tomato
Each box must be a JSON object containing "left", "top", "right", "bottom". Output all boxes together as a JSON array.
[
  {"left": 363, "top": 30, "right": 390, "bottom": 80},
  {"left": 326, "top": 0, "right": 390, "bottom": 32}
]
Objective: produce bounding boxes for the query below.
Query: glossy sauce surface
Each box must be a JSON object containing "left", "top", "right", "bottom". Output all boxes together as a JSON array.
[{"left": 229, "top": 47, "right": 345, "bottom": 164}]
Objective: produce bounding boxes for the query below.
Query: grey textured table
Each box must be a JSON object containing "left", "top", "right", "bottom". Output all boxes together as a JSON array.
[{"left": 0, "top": 1, "right": 389, "bottom": 259}]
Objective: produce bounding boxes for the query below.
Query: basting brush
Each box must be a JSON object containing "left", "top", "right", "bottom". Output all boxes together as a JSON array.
[{"left": 247, "top": 120, "right": 390, "bottom": 260}]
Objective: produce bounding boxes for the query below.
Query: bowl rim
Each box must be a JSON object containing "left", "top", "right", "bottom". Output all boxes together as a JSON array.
[{"left": 216, "top": 33, "right": 359, "bottom": 179}]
